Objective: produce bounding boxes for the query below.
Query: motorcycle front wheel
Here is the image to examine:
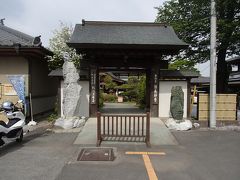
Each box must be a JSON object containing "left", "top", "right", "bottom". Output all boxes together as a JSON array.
[
  {"left": 0, "top": 138, "right": 4, "bottom": 146},
  {"left": 16, "top": 129, "right": 23, "bottom": 142}
]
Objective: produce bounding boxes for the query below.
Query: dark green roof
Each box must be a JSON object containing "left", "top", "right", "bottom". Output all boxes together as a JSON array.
[
  {"left": 226, "top": 56, "right": 240, "bottom": 64},
  {"left": 49, "top": 68, "right": 88, "bottom": 77},
  {"left": 0, "top": 24, "right": 33, "bottom": 46},
  {"left": 0, "top": 24, "right": 52, "bottom": 56},
  {"left": 68, "top": 21, "right": 188, "bottom": 50},
  {"left": 160, "top": 70, "right": 199, "bottom": 79},
  {"left": 191, "top": 77, "right": 210, "bottom": 84}
]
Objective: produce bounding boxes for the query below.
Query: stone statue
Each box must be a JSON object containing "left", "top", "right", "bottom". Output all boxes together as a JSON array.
[
  {"left": 54, "top": 52, "right": 85, "bottom": 129},
  {"left": 62, "top": 52, "right": 81, "bottom": 117},
  {"left": 170, "top": 86, "right": 184, "bottom": 120}
]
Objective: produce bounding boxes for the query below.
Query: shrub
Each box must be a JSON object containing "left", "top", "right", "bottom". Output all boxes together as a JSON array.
[
  {"left": 47, "top": 113, "right": 58, "bottom": 122},
  {"left": 99, "top": 91, "right": 104, "bottom": 108},
  {"left": 102, "top": 93, "right": 117, "bottom": 102},
  {"left": 136, "top": 76, "right": 146, "bottom": 109}
]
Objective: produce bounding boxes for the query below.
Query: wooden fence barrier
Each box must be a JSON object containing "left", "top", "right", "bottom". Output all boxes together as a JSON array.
[
  {"left": 198, "top": 93, "right": 237, "bottom": 121},
  {"left": 97, "top": 112, "right": 150, "bottom": 147}
]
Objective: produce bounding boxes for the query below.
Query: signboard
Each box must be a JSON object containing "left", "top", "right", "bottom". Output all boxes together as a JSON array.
[
  {"left": 153, "top": 73, "right": 158, "bottom": 104},
  {"left": 7, "top": 75, "right": 25, "bottom": 103},
  {"left": 90, "top": 69, "right": 96, "bottom": 104},
  {"left": 3, "top": 84, "right": 17, "bottom": 96}
]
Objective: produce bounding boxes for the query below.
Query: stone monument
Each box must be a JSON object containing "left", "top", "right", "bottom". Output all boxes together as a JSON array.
[
  {"left": 165, "top": 86, "right": 193, "bottom": 131},
  {"left": 54, "top": 53, "right": 85, "bottom": 129},
  {"left": 170, "top": 86, "right": 184, "bottom": 120}
]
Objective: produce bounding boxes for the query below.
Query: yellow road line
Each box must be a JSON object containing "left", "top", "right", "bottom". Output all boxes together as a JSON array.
[
  {"left": 142, "top": 154, "right": 158, "bottom": 180},
  {"left": 125, "top": 151, "right": 166, "bottom": 155},
  {"left": 125, "top": 152, "right": 166, "bottom": 180}
]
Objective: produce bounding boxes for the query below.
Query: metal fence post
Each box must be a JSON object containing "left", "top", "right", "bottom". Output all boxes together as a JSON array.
[
  {"left": 146, "top": 112, "right": 151, "bottom": 147},
  {"left": 96, "top": 112, "right": 101, "bottom": 146}
]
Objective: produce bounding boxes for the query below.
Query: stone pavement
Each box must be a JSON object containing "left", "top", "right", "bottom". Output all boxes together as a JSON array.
[
  {"left": 75, "top": 102, "right": 196, "bottom": 146},
  {"left": 74, "top": 117, "right": 178, "bottom": 146},
  {"left": 100, "top": 102, "right": 145, "bottom": 114}
]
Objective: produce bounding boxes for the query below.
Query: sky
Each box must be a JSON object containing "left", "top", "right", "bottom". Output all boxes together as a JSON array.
[
  {"left": 1, "top": 0, "right": 164, "bottom": 46},
  {"left": 1, "top": 0, "right": 209, "bottom": 76}
]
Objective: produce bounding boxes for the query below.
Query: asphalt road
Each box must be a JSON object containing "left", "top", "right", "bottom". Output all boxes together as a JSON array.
[
  {"left": 0, "top": 128, "right": 78, "bottom": 180},
  {"left": 57, "top": 130, "right": 240, "bottom": 180},
  {"left": 1, "top": 128, "right": 240, "bottom": 180}
]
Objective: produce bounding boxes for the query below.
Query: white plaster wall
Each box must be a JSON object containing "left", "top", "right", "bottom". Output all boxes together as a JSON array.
[
  {"left": 61, "top": 80, "right": 89, "bottom": 117},
  {"left": 78, "top": 81, "right": 89, "bottom": 117},
  {"left": 159, "top": 81, "right": 188, "bottom": 118}
]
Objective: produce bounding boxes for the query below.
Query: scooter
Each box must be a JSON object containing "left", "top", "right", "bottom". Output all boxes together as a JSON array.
[{"left": 0, "top": 100, "right": 25, "bottom": 146}]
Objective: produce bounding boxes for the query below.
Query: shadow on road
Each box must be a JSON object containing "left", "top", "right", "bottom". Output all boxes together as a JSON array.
[{"left": 0, "top": 127, "right": 51, "bottom": 157}]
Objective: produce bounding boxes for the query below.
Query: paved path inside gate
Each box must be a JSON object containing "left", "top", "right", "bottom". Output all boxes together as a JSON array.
[
  {"left": 75, "top": 102, "right": 177, "bottom": 146},
  {"left": 74, "top": 117, "right": 178, "bottom": 146},
  {"left": 100, "top": 102, "right": 145, "bottom": 114}
]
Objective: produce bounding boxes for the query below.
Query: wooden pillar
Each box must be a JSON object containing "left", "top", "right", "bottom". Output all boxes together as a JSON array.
[
  {"left": 145, "top": 68, "right": 151, "bottom": 112},
  {"left": 149, "top": 65, "right": 160, "bottom": 117},
  {"left": 89, "top": 66, "right": 99, "bottom": 117},
  {"left": 57, "top": 79, "right": 62, "bottom": 117},
  {"left": 187, "top": 78, "right": 191, "bottom": 118}
]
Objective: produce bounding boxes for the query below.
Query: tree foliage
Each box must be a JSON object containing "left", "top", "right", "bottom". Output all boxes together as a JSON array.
[
  {"left": 168, "top": 59, "right": 200, "bottom": 73},
  {"left": 47, "top": 22, "right": 81, "bottom": 70},
  {"left": 120, "top": 76, "right": 139, "bottom": 101},
  {"left": 156, "top": 0, "right": 240, "bottom": 92},
  {"left": 117, "top": 76, "right": 146, "bottom": 108},
  {"left": 103, "top": 75, "right": 117, "bottom": 91},
  {"left": 136, "top": 76, "right": 146, "bottom": 109}
]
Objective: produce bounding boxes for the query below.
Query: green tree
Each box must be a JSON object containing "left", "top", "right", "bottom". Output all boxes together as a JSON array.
[
  {"left": 169, "top": 59, "right": 200, "bottom": 73},
  {"left": 47, "top": 22, "right": 81, "bottom": 70},
  {"left": 121, "top": 76, "right": 139, "bottom": 101},
  {"left": 156, "top": 0, "right": 240, "bottom": 93},
  {"left": 117, "top": 76, "right": 146, "bottom": 108},
  {"left": 104, "top": 75, "right": 117, "bottom": 91},
  {"left": 136, "top": 76, "right": 146, "bottom": 109}
]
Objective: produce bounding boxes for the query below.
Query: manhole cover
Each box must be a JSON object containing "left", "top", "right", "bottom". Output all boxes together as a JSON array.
[{"left": 77, "top": 148, "right": 114, "bottom": 161}]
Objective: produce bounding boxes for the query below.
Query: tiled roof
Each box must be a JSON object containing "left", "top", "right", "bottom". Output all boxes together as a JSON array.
[
  {"left": 191, "top": 77, "right": 210, "bottom": 84},
  {"left": 160, "top": 70, "right": 199, "bottom": 78},
  {"left": 68, "top": 21, "right": 188, "bottom": 49},
  {"left": 226, "top": 56, "right": 240, "bottom": 65},
  {"left": 48, "top": 68, "right": 63, "bottom": 76},
  {"left": 49, "top": 68, "right": 88, "bottom": 77},
  {"left": 0, "top": 24, "right": 33, "bottom": 46},
  {"left": 226, "top": 56, "right": 240, "bottom": 62}
]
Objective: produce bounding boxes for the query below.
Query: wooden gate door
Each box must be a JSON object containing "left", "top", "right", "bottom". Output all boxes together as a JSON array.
[{"left": 97, "top": 112, "right": 150, "bottom": 147}]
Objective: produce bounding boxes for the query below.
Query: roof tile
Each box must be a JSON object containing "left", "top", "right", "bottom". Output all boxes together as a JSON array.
[{"left": 0, "top": 24, "right": 33, "bottom": 46}]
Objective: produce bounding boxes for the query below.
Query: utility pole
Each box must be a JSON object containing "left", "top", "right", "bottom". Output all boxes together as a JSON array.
[{"left": 210, "top": 0, "right": 217, "bottom": 128}]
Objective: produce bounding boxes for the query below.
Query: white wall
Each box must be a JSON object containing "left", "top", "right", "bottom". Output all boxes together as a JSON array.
[
  {"left": 159, "top": 81, "right": 188, "bottom": 118},
  {"left": 78, "top": 81, "right": 89, "bottom": 117},
  {"left": 61, "top": 80, "right": 89, "bottom": 117}
]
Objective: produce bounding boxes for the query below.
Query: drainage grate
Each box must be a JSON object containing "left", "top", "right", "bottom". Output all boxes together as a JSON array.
[{"left": 77, "top": 148, "right": 114, "bottom": 161}]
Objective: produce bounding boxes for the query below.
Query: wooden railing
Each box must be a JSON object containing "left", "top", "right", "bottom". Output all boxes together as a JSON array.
[{"left": 97, "top": 112, "right": 150, "bottom": 147}]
